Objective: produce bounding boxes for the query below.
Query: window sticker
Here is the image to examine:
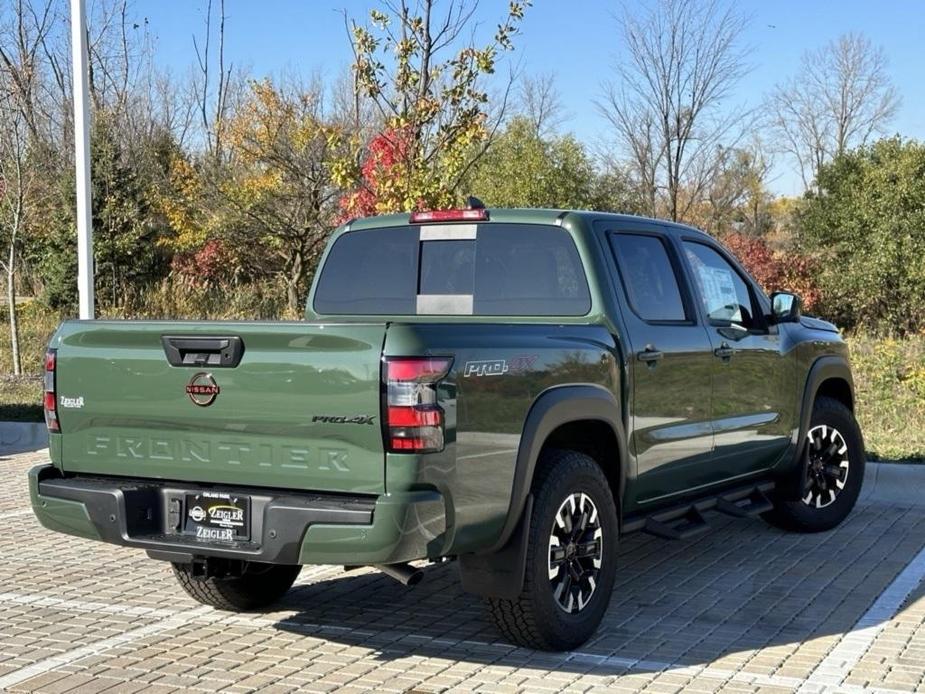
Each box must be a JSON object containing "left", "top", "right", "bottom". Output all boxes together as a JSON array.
[{"left": 696, "top": 265, "right": 742, "bottom": 322}]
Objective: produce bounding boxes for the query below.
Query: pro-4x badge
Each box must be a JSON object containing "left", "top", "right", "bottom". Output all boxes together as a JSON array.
[
  {"left": 312, "top": 415, "right": 376, "bottom": 425},
  {"left": 186, "top": 372, "right": 220, "bottom": 407}
]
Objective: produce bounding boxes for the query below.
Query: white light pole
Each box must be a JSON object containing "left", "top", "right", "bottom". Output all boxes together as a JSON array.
[{"left": 71, "top": 0, "right": 94, "bottom": 319}]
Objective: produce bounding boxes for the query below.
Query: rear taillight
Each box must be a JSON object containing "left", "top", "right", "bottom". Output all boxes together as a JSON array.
[
  {"left": 44, "top": 349, "right": 59, "bottom": 432},
  {"left": 384, "top": 357, "right": 452, "bottom": 453}
]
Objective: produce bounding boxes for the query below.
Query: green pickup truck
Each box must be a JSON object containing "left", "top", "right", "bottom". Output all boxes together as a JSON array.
[{"left": 30, "top": 206, "right": 864, "bottom": 650}]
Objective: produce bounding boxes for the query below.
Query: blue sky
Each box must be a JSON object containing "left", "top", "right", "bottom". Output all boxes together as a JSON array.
[{"left": 138, "top": 1, "right": 925, "bottom": 196}]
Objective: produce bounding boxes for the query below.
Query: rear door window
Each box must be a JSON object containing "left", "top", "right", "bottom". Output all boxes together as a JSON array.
[
  {"left": 314, "top": 223, "right": 591, "bottom": 316},
  {"left": 609, "top": 233, "right": 687, "bottom": 322}
]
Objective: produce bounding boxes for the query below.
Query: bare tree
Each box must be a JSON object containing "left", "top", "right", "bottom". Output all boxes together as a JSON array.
[
  {"left": 0, "top": 91, "right": 33, "bottom": 375},
  {"left": 0, "top": 0, "right": 56, "bottom": 144},
  {"left": 329, "top": 66, "right": 378, "bottom": 137},
  {"left": 598, "top": 0, "right": 751, "bottom": 222},
  {"left": 193, "top": 0, "right": 233, "bottom": 159},
  {"left": 148, "top": 69, "right": 198, "bottom": 148},
  {"left": 769, "top": 33, "right": 900, "bottom": 188},
  {"left": 0, "top": 0, "right": 60, "bottom": 374},
  {"left": 702, "top": 139, "right": 774, "bottom": 236},
  {"left": 519, "top": 72, "right": 564, "bottom": 136}
]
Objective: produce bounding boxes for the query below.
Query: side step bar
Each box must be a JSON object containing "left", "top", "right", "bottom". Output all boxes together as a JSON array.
[
  {"left": 715, "top": 488, "right": 773, "bottom": 518},
  {"left": 644, "top": 507, "right": 709, "bottom": 541},
  {"left": 625, "top": 482, "right": 775, "bottom": 540}
]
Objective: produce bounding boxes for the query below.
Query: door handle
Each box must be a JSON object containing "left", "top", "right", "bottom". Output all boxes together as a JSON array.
[
  {"left": 637, "top": 346, "right": 664, "bottom": 363},
  {"left": 714, "top": 342, "right": 735, "bottom": 360}
]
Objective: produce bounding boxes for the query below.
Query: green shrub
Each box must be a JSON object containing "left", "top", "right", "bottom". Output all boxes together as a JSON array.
[{"left": 797, "top": 138, "right": 925, "bottom": 335}]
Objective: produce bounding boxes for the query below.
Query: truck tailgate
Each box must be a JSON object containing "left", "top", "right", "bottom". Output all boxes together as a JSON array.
[{"left": 51, "top": 321, "right": 387, "bottom": 494}]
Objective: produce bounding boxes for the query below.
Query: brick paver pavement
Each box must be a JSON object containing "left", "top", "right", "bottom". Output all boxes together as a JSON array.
[{"left": 1, "top": 449, "right": 923, "bottom": 693}]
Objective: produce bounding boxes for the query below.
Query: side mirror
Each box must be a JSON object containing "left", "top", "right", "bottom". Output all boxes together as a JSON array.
[{"left": 770, "top": 291, "right": 802, "bottom": 323}]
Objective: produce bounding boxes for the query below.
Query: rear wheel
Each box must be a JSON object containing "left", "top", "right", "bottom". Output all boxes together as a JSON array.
[
  {"left": 487, "top": 450, "right": 618, "bottom": 651},
  {"left": 763, "top": 396, "right": 865, "bottom": 533},
  {"left": 172, "top": 561, "right": 301, "bottom": 611}
]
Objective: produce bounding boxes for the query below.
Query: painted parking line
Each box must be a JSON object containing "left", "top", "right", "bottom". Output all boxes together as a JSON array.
[
  {"left": 212, "top": 608, "right": 812, "bottom": 690},
  {"left": 800, "top": 541, "right": 925, "bottom": 691},
  {"left": 0, "top": 508, "right": 34, "bottom": 519},
  {"left": 0, "top": 582, "right": 920, "bottom": 694},
  {"left": 0, "top": 605, "right": 214, "bottom": 691},
  {"left": 0, "top": 591, "right": 180, "bottom": 619}
]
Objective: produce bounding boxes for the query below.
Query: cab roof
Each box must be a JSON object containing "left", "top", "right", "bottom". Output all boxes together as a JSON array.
[{"left": 340, "top": 207, "right": 712, "bottom": 240}]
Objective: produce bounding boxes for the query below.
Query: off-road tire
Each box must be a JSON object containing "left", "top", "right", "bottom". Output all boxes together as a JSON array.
[
  {"left": 172, "top": 562, "right": 301, "bottom": 611},
  {"left": 487, "top": 449, "right": 619, "bottom": 651},
  {"left": 763, "top": 396, "right": 865, "bottom": 533}
]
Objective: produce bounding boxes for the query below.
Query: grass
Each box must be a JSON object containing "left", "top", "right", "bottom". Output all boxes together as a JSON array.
[
  {"left": 0, "top": 301, "right": 922, "bottom": 462},
  {"left": 847, "top": 334, "right": 925, "bottom": 463},
  {"left": 0, "top": 376, "right": 42, "bottom": 421},
  {"left": 0, "top": 301, "right": 61, "bottom": 421},
  {"left": 0, "top": 300, "right": 61, "bottom": 375}
]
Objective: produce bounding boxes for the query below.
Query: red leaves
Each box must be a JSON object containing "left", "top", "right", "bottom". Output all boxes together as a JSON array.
[
  {"left": 721, "top": 232, "right": 821, "bottom": 311},
  {"left": 170, "top": 239, "right": 233, "bottom": 287},
  {"left": 337, "top": 127, "right": 415, "bottom": 223}
]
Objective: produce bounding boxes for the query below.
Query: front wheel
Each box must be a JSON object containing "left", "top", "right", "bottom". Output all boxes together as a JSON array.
[
  {"left": 487, "top": 450, "right": 619, "bottom": 651},
  {"left": 172, "top": 562, "right": 301, "bottom": 611},
  {"left": 763, "top": 396, "right": 865, "bottom": 533}
]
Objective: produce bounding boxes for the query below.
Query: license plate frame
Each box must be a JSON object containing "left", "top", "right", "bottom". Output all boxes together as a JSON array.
[{"left": 183, "top": 491, "right": 250, "bottom": 543}]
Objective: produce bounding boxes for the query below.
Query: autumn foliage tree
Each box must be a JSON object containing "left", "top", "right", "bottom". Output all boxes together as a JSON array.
[
  {"left": 153, "top": 79, "right": 352, "bottom": 313},
  {"left": 337, "top": 126, "right": 413, "bottom": 220},
  {"left": 337, "top": 1, "right": 530, "bottom": 216},
  {"left": 217, "top": 80, "right": 352, "bottom": 313}
]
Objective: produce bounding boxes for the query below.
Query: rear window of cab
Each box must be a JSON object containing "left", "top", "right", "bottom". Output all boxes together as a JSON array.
[{"left": 313, "top": 223, "right": 591, "bottom": 316}]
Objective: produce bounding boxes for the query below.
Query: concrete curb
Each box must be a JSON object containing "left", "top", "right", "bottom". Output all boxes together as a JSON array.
[
  {"left": 860, "top": 461, "right": 925, "bottom": 507},
  {"left": 0, "top": 419, "right": 921, "bottom": 507},
  {"left": 0, "top": 421, "right": 48, "bottom": 456}
]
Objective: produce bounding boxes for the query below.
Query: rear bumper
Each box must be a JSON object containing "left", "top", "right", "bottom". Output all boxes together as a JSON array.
[{"left": 29, "top": 464, "right": 447, "bottom": 565}]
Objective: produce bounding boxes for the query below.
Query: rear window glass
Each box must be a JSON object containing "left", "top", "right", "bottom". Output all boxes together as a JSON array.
[
  {"left": 313, "top": 223, "right": 591, "bottom": 316},
  {"left": 312, "top": 227, "right": 419, "bottom": 314}
]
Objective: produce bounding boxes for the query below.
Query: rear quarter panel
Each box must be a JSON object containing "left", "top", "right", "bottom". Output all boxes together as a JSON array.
[{"left": 384, "top": 323, "right": 619, "bottom": 554}]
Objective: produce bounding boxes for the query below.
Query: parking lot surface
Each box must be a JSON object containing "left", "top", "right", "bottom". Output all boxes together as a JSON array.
[{"left": 1, "top": 448, "right": 924, "bottom": 694}]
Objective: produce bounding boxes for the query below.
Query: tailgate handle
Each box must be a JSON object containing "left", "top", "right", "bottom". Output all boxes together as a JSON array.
[{"left": 161, "top": 335, "right": 245, "bottom": 368}]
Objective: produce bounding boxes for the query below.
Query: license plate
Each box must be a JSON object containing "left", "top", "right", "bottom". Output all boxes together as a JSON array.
[{"left": 184, "top": 492, "right": 250, "bottom": 543}]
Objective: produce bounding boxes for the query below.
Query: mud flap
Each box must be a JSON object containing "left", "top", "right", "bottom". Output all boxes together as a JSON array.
[{"left": 458, "top": 495, "right": 533, "bottom": 600}]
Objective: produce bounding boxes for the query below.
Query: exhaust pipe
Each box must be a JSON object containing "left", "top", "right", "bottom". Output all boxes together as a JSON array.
[{"left": 374, "top": 562, "right": 424, "bottom": 586}]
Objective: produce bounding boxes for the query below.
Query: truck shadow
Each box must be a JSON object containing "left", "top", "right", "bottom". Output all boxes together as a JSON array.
[{"left": 272, "top": 499, "right": 925, "bottom": 675}]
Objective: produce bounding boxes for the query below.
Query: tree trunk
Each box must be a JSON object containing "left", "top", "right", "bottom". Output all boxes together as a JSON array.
[
  {"left": 6, "top": 248, "right": 21, "bottom": 376},
  {"left": 286, "top": 281, "right": 299, "bottom": 316},
  {"left": 285, "top": 249, "right": 305, "bottom": 316}
]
